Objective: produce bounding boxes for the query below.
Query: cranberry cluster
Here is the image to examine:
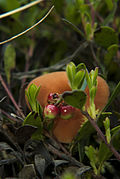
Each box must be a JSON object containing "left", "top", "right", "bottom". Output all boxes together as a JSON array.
[{"left": 44, "top": 93, "right": 75, "bottom": 120}]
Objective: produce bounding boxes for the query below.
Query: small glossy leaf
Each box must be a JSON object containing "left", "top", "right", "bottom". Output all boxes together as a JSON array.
[
  {"left": 85, "top": 70, "right": 92, "bottom": 89},
  {"left": 97, "top": 112, "right": 112, "bottom": 126},
  {"left": 35, "top": 86, "right": 41, "bottom": 99},
  {"left": 70, "top": 62, "right": 76, "bottom": 78},
  {"left": 73, "top": 70, "right": 85, "bottom": 89},
  {"left": 25, "top": 84, "right": 43, "bottom": 115},
  {"left": 85, "top": 145, "right": 98, "bottom": 175},
  {"left": 66, "top": 64, "right": 74, "bottom": 87},
  {"left": 25, "top": 84, "right": 37, "bottom": 111},
  {"left": 103, "top": 117, "right": 111, "bottom": 143},
  {"left": 94, "top": 26, "right": 118, "bottom": 49},
  {"left": 98, "top": 142, "right": 112, "bottom": 164},
  {"left": 92, "top": 67, "right": 98, "bottom": 86},
  {"left": 62, "top": 90, "right": 87, "bottom": 109},
  {"left": 4, "top": 44, "right": 16, "bottom": 84},
  {"left": 23, "top": 112, "right": 43, "bottom": 141},
  {"left": 111, "top": 125, "right": 120, "bottom": 135},
  {"left": 90, "top": 86, "right": 97, "bottom": 103},
  {"left": 76, "top": 63, "right": 86, "bottom": 72},
  {"left": 66, "top": 62, "right": 76, "bottom": 88},
  {"left": 85, "top": 22, "right": 92, "bottom": 40},
  {"left": 104, "top": 44, "right": 118, "bottom": 66},
  {"left": 23, "top": 112, "right": 42, "bottom": 128}
]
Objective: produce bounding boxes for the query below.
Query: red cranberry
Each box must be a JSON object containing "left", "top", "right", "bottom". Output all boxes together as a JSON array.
[
  {"left": 60, "top": 105, "right": 75, "bottom": 120},
  {"left": 47, "top": 93, "right": 59, "bottom": 104},
  {"left": 44, "top": 104, "right": 59, "bottom": 119}
]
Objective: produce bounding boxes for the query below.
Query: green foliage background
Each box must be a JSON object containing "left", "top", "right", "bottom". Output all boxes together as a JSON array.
[
  {"left": 0, "top": 0, "right": 120, "bottom": 119},
  {"left": 0, "top": 2, "right": 119, "bottom": 72},
  {"left": 0, "top": 0, "right": 120, "bottom": 178}
]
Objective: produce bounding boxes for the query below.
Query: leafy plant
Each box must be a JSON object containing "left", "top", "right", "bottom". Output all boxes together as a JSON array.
[
  {"left": 24, "top": 84, "right": 43, "bottom": 139},
  {"left": 0, "top": 0, "right": 120, "bottom": 178},
  {"left": 63, "top": 62, "right": 120, "bottom": 177}
]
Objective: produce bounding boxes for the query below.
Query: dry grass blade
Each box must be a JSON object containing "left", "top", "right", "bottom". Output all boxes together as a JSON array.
[
  {"left": 0, "top": 5, "right": 54, "bottom": 45},
  {"left": 0, "top": 0, "right": 44, "bottom": 19}
]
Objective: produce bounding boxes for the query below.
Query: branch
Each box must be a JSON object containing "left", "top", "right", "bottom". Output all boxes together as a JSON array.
[
  {"left": 81, "top": 110, "right": 120, "bottom": 161},
  {"left": 46, "top": 143, "right": 84, "bottom": 167},
  {"left": 0, "top": 74, "right": 25, "bottom": 118},
  {"left": 12, "top": 41, "right": 89, "bottom": 79}
]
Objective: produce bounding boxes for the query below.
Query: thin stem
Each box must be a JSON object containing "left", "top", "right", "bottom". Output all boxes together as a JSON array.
[
  {"left": 81, "top": 110, "right": 120, "bottom": 161},
  {"left": 18, "top": 40, "right": 35, "bottom": 109},
  {"left": 0, "top": 109, "right": 21, "bottom": 122},
  {"left": 0, "top": 0, "right": 44, "bottom": 19},
  {"left": 90, "top": 43, "right": 100, "bottom": 67},
  {"left": 46, "top": 143, "right": 84, "bottom": 167},
  {"left": 12, "top": 41, "right": 89, "bottom": 78},
  {"left": 0, "top": 74, "right": 25, "bottom": 118}
]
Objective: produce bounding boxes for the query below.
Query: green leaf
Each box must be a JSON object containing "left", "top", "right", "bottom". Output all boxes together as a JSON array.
[
  {"left": 98, "top": 142, "right": 112, "bottom": 164},
  {"left": 103, "top": 117, "right": 111, "bottom": 143},
  {"left": 111, "top": 125, "right": 120, "bottom": 135},
  {"left": 66, "top": 62, "right": 76, "bottom": 89},
  {"left": 73, "top": 111, "right": 111, "bottom": 161},
  {"left": 105, "top": 0, "right": 113, "bottom": 11},
  {"left": 4, "top": 44, "right": 16, "bottom": 84},
  {"left": 104, "top": 44, "right": 118, "bottom": 66},
  {"left": 92, "top": 67, "right": 98, "bottom": 86},
  {"left": 35, "top": 86, "right": 41, "bottom": 100},
  {"left": 66, "top": 64, "right": 74, "bottom": 87},
  {"left": 25, "top": 84, "right": 37, "bottom": 111},
  {"left": 85, "top": 70, "right": 92, "bottom": 89},
  {"left": 85, "top": 22, "right": 92, "bottom": 40},
  {"left": 62, "top": 90, "right": 87, "bottom": 109},
  {"left": 85, "top": 145, "right": 98, "bottom": 175},
  {"left": 25, "top": 84, "right": 43, "bottom": 116},
  {"left": 23, "top": 112, "right": 42, "bottom": 128},
  {"left": 76, "top": 63, "right": 86, "bottom": 72},
  {"left": 102, "top": 3, "right": 117, "bottom": 25},
  {"left": 90, "top": 86, "right": 97, "bottom": 103},
  {"left": 62, "top": 18, "right": 85, "bottom": 38},
  {"left": 94, "top": 26, "right": 118, "bottom": 49},
  {"left": 73, "top": 70, "right": 85, "bottom": 89},
  {"left": 97, "top": 112, "right": 112, "bottom": 126},
  {"left": 23, "top": 111, "right": 43, "bottom": 140}
]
